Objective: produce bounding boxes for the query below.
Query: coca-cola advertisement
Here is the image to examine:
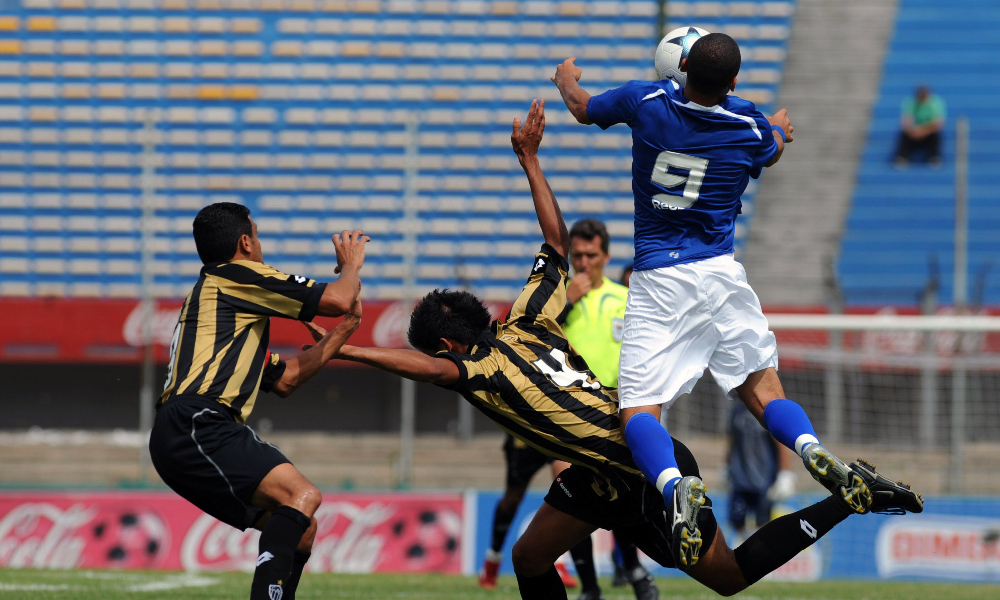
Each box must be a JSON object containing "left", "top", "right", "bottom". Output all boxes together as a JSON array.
[
  {"left": 0, "top": 298, "right": 515, "bottom": 363},
  {"left": 0, "top": 491, "right": 464, "bottom": 574}
]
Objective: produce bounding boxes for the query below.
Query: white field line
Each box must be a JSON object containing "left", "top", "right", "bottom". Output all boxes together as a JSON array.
[
  {"left": 0, "top": 583, "right": 81, "bottom": 591},
  {"left": 123, "top": 573, "right": 220, "bottom": 592}
]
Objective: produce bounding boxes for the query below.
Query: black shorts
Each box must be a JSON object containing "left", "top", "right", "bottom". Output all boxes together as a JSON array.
[
  {"left": 503, "top": 434, "right": 554, "bottom": 489},
  {"left": 544, "top": 438, "right": 718, "bottom": 570},
  {"left": 149, "top": 396, "right": 290, "bottom": 531}
]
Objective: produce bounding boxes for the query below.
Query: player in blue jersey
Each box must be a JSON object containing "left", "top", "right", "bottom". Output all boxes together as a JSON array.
[{"left": 553, "top": 33, "right": 882, "bottom": 570}]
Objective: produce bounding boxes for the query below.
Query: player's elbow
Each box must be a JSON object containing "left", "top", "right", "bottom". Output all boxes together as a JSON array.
[
  {"left": 271, "top": 381, "right": 296, "bottom": 398},
  {"left": 572, "top": 108, "right": 593, "bottom": 125},
  {"left": 317, "top": 295, "right": 352, "bottom": 318}
]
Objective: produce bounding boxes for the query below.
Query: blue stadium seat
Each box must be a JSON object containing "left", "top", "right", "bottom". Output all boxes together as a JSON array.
[
  {"left": 837, "top": 0, "right": 1000, "bottom": 306},
  {"left": 0, "top": 0, "right": 795, "bottom": 299}
]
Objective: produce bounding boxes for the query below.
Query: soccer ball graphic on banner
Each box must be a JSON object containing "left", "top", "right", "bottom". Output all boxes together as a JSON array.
[{"left": 654, "top": 26, "right": 712, "bottom": 87}]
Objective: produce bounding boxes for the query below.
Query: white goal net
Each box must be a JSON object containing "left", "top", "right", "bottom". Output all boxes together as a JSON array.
[{"left": 667, "top": 311, "right": 1000, "bottom": 496}]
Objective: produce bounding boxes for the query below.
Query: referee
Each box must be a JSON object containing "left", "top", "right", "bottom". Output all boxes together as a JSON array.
[
  {"left": 562, "top": 219, "right": 657, "bottom": 600},
  {"left": 149, "top": 202, "right": 368, "bottom": 600}
]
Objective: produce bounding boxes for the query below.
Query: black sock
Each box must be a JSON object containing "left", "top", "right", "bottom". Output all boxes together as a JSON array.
[
  {"left": 516, "top": 566, "right": 568, "bottom": 600},
  {"left": 282, "top": 551, "right": 310, "bottom": 600},
  {"left": 735, "top": 496, "right": 852, "bottom": 585},
  {"left": 490, "top": 502, "right": 517, "bottom": 553},
  {"left": 250, "top": 506, "right": 310, "bottom": 600},
  {"left": 570, "top": 535, "right": 600, "bottom": 593},
  {"left": 613, "top": 532, "right": 643, "bottom": 572}
]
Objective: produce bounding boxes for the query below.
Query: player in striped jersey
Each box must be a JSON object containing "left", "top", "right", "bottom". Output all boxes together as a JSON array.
[
  {"left": 327, "top": 101, "right": 923, "bottom": 599},
  {"left": 150, "top": 202, "right": 369, "bottom": 600}
]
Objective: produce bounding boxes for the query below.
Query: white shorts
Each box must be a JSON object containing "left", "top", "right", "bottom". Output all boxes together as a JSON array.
[{"left": 618, "top": 254, "right": 778, "bottom": 410}]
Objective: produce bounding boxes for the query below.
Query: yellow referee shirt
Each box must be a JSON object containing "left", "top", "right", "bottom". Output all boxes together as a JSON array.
[{"left": 562, "top": 277, "right": 629, "bottom": 388}]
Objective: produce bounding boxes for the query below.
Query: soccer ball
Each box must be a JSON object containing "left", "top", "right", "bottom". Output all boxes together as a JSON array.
[{"left": 654, "top": 26, "right": 711, "bottom": 87}]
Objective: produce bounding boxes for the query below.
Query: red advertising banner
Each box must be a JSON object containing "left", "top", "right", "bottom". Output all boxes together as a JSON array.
[
  {"left": 0, "top": 298, "right": 512, "bottom": 364},
  {"left": 0, "top": 491, "right": 464, "bottom": 574}
]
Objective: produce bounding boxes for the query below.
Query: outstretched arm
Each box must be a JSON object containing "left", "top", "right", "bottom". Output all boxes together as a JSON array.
[
  {"left": 551, "top": 58, "right": 593, "bottom": 125},
  {"left": 335, "top": 345, "right": 461, "bottom": 386},
  {"left": 511, "top": 99, "right": 570, "bottom": 258},
  {"left": 271, "top": 299, "right": 362, "bottom": 397}
]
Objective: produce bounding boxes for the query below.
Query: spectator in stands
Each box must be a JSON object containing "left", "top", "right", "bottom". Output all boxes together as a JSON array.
[{"left": 894, "top": 85, "right": 946, "bottom": 166}]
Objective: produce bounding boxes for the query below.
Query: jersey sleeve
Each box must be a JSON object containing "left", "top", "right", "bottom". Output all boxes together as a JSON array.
[
  {"left": 435, "top": 346, "right": 502, "bottom": 394},
  {"left": 504, "top": 243, "right": 570, "bottom": 334},
  {"left": 213, "top": 262, "right": 327, "bottom": 321},
  {"left": 750, "top": 114, "right": 779, "bottom": 178},
  {"left": 259, "top": 351, "right": 287, "bottom": 393},
  {"left": 586, "top": 80, "right": 647, "bottom": 130}
]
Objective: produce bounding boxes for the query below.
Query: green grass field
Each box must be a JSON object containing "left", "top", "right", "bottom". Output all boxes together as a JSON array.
[{"left": 1, "top": 569, "right": 998, "bottom": 600}]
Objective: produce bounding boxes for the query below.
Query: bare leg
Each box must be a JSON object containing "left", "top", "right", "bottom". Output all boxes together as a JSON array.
[
  {"left": 512, "top": 501, "right": 597, "bottom": 577},
  {"left": 735, "top": 367, "right": 785, "bottom": 424},
  {"left": 251, "top": 463, "right": 322, "bottom": 551},
  {"left": 248, "top": 463, "right": 322, "bottom": 600}
]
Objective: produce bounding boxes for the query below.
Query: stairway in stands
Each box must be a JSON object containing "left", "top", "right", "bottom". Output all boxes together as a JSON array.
[
  {"left": 743, "top": 0, "right": 899, "bottom": 306},
  {"left": 836, "top": 0, "right": 1000, "bottom": 306}
]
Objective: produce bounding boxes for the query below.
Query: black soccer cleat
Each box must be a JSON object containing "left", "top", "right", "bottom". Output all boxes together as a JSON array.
[
  {"left": 629, "top": 567, "right": 659, "bottom": 600},
  {"left": 849, "top": 459, "right": 924, "bottom": 515},
  {"left": 576, "top": 589, "right": 605, "bottom": 600},
  {"left": 670, "top": 476, "right": 707, "bottom": 571},
  {"left": 802, "top": 444, "right": 872, "bottom": 514}
]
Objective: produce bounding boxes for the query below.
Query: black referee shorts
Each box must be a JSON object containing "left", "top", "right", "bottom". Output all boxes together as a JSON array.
[
  {"left": 149, "top": 396, "right": 290, "bottom": 531},
  {"left": 503, "top": 435, "right": 554, "bottom": 489},
  {"left": 543, "top": 438, "right": 718, "bottom": 570}
]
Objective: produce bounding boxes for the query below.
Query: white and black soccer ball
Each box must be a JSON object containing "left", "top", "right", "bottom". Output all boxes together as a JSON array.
[{"left": 654, "top": 26, "right": 711, "bottom": 87}]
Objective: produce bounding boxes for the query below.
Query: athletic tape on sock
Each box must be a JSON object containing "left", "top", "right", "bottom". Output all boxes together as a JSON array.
[
  {"left": 795, "top": 434, "right": 820, "bottom": 456},
  {"left": 655, "top": 468, "right": 682, "bottom": 494}
]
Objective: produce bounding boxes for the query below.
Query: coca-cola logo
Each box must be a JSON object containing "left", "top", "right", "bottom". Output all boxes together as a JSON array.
[
  {"left": 371, "top": 302, "right": 415, "bottom": 349},
  {"left": 122, "top": 303, "right": 182, "bottom": 347},
  {"left": 0, "top": 503, "right": 97, "bottom": 569},
  {"left": 181, "top": 502, "right": 395, "bottom": 573}
]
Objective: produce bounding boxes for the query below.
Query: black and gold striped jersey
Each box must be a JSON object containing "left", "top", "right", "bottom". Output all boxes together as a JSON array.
[
  {"left": 159, "top": 260, "right": 326, "bottom": 422},
  {"left": 439, "top": 244, "right": 642, "bottom": 495}
]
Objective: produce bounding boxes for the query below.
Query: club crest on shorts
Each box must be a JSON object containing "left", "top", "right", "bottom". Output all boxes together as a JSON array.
[{"left": 268, "top": 583, "right": 283, "bottom": 600}]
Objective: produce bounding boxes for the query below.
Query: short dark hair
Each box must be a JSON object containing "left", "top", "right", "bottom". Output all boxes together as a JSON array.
[
  {"left": 569, "top": 219, "right": 610, "bottom": 254},
  {"left": 192, "top": 202, "right": 253, "bottom": 264},
  {"left": 685, "top": 33, "right": 742, "bottom": 96},
  {"left": 408, "top": 289, "right": 492, "bottom": 353}
]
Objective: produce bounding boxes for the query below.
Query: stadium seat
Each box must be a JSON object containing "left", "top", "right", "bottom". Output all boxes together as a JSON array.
[
  {"left": 838, "top": 0, "right": 1000, "bottom": 305},
  {"left": 0, "top": 0, "right": 794, "bottom": 298}
]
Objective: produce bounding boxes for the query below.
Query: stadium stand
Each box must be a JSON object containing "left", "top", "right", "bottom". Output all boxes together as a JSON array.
[
  {"left": 742, "top": 0, "right": 897, "bottom": 306},
  {"left": 838, "top": 0, "right": 1000, "bottom": 306},
  {"left": 0, "top": 0, "right": 795, "bottom": 301}
]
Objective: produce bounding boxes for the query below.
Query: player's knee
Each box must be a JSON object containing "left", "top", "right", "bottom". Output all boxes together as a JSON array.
[
  {"left": 510, "top": 539, "right": 548, "bottom": 577},
  {"left": 293, "top": 484, "right": 322, "bottom": 517}
]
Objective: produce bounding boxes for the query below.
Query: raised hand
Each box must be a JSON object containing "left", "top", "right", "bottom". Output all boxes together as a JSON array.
[
  {"left": 332, "top": 229, "right": 370, "bottom": 275},
  {"left": 768, "top": 109, "right": 794, "bottom": 143},
  {"left": 511, "top": 99, "right": 545, "bottom": 161},
  {"left": 551, "top": 57, "right": 583, "bottom": 85},
  {"left": 566, "top": 271, "right": 593, "bottom": 304}
]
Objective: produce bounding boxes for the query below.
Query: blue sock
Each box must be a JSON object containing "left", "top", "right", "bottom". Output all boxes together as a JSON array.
[
  {"left": 623, "top": 412, "right": 681, "bottom": 500},
  {"left": 762, "top": 398, "right": 821, "bottom": 456}
]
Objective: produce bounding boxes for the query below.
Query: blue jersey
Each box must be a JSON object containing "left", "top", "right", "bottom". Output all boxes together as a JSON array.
[{"left": 587, "top": 80, "right": 778, "bottom": 271}]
